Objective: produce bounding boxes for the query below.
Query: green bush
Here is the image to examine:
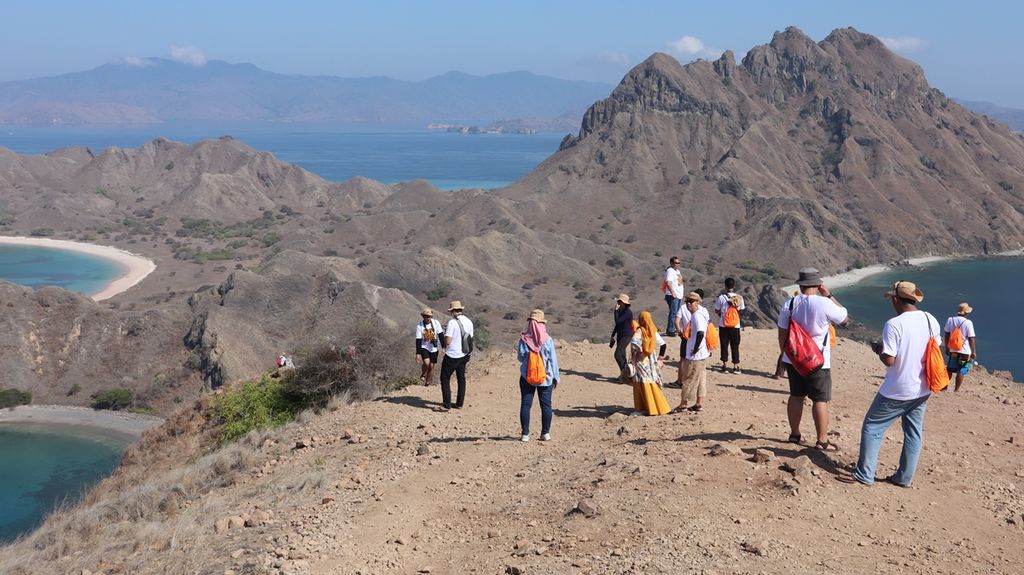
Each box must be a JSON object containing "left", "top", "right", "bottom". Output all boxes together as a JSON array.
[
  {"left": 260, "top": 232, "right": 282, "bottom": 247},
  {"left": 91, "top": 388, "right": 134, "bottom": 410},
  {"left": 0, "top": 388, "right": 32, "bottom": 408},
  {"left": 67, "top": 383, "right": 81, "bottom": 397},
  {"left": 30, "top": 227, "right": 55, "bottom": 237},
  {"left": 212, "top": 373, "right": 304, "bottom": 444},
  {"left": 425, "top": 282, "right": 453, "bottom": 301}
]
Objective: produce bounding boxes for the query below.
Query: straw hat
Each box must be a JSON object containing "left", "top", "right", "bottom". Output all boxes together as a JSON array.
[
  {"left": 448, "top": 300, "right": 464, "bottom": 312},
  {"left": 615, "top": 294, "right": 631, "bottom": 305},
  {"left": 528, "top": 309, "right": 546, "bottom": 323},
  {"left": 684, "top": 291, "right": 702, "bottom": 302},
  {"left": 883, "top": 281, "right": 924, "bottom": 302},
  {"left": 796, "top": 267, "right": 823, "bottom": 287},
  {"left": 421, "top": 308, "right": 433, "bottom": 317},
  {"left": 957, "top": 302, "right": 973, "bottom": 315}
]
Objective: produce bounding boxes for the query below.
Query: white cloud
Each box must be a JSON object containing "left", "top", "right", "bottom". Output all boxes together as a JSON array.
[
  {"left": 595, "top": 51, "right": 631, "bottom": 67},
  {"left": 169, "top": 45, "right": 207, "bottom": 66},
  {"left": 120, "top": 56, "right": 154, "bottom": 68},
  {"left": 880, "top": 36, "right": 927, "bottom": 53},
  {"left": 667, "top": 35, "right": 723, "bottom": 61}
]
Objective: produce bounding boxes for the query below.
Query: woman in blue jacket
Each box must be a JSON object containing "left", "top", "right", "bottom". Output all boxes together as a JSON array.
[{"left": 516, "top": 309, "right": 560, "bottom": 442}]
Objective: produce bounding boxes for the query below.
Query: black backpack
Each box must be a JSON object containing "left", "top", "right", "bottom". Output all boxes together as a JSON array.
[{"left": 457, "top": 317, "right": 474, "bottom": 354}]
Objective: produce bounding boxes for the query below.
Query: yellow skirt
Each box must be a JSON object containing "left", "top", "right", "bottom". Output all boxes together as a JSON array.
[{"left": 632, "top": 381, "right": 671, "bottom": 416}]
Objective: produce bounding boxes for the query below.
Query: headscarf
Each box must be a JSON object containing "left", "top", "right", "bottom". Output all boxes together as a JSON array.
[
  {"left": 636, "top": 310, "right": 657, "bottom": 359},
  {"left": 520, "top": 319, "right": 549, "bottom": 353}
]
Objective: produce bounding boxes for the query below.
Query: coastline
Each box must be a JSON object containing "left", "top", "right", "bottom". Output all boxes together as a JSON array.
[
  {"left": 0, "top": 236, "right": 156, "bottom": 300},
  {"left": 0, "top": 405, "right": 162, "bottom": 443}
]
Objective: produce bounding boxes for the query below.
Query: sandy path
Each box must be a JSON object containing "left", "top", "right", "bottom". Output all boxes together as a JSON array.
[{"left": 0, "top": 236, "right": 156, "bottom": 300}]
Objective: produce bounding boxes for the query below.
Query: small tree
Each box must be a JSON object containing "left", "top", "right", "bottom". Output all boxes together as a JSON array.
[{"left": 91, "top": 388, "right": 134, "bottom": 410}]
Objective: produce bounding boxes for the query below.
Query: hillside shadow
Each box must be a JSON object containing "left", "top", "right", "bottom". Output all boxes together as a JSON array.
[
  {"left": 553, "top": 404, "right": 622, "bottom": 419},
  {"left": 716, "top": 382, "right": 789, "bottom": 395},
  {"left": 561, "top": 368, "right": 619, "bottom": 384}
]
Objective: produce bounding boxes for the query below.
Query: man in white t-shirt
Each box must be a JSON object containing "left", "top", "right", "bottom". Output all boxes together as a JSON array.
[
  {"left": 777, "top": 268, "right": 848, "bottom": 451},
  {"left": 840, "top": 281, "right": 938, "bottom": 487},
  {"left": 663, "top": 257, "right": 685, "bottom": 337},
  {"left": 675, "top": 291, "right": 711, "bottom": 413},
  {"left": 438, "top": 300, "right": 474, "bottom": 411},
  {"left": 713, "top": 277, "right": 746, "bottom": 373},
  {"left": 414, "top": 308, "right": 444, "bottom": 386},
  {"left": 944, "top": 302, "right": 978, "bottom": 392}
]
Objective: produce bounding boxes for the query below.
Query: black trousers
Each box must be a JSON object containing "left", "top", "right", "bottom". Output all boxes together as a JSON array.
[
  {"left": 719, "top": 326, "right": 741, "bottom": 363},
  {"left": 440, "top": 354, "right": 470, "bottom": 407},
  {"left": 614, "top": 338, "right": 630, "bottom": 376}
]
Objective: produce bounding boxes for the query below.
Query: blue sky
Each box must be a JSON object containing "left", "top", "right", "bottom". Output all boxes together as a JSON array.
[{"left": 2, "top": 0, "right": 1022, "bottom": 107}]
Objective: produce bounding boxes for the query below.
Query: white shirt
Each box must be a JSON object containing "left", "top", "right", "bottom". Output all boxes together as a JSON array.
[
  {"left": 777, "top": 294, "right": 848, "bottom": 369},
  {"left": 664, "top": 267, "right": 685, "bottom": 299},
  {"left": 674, "top": 304, "right": 692, "bottom": 331},
  {"left": 444, "top": 315, "right": 474, "bottom": 359},
  {"left": 880, "top": 310, "right": 940, "bottom": 400},
  {"left": 685, "top": 306, "right": 711, "bottom": 361},
  {"left": 943, "top": 316, "right": 976, "bottom": 355},
  {"left": 714, "top": 292, "right": 746, "bottom": 328},
  {"left": 415, "top": 318, "right": 444, "bottom": 353}
]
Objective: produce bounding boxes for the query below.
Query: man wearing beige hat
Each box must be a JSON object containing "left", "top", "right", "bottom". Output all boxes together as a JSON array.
[
  {"left": 609, "top": 294, "right": 634, "bottom": 383},
  {"left": 438, "top": 301, "right": 474, "bottom": 411},
  {"left": 944, "top": 302, "right": 978, "bottom": 392},
  {"left": 414, "top": 308, "right": 444, "bottom": 386}
]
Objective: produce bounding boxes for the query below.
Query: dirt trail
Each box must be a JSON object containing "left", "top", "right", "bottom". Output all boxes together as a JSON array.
[{"left": 239, "top": 329, "right": 1023, "bottom": 575}]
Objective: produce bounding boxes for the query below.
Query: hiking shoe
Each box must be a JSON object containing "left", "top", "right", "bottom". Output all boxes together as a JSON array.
[
  {"left": 541, "top": 433, "right": 552, "bottom": 441},
  {"left": 520, "top": 434, "right": 530, "bottom": 442},
  {"left": 731, "top": 366, "right": 741, "bottom": 374}
]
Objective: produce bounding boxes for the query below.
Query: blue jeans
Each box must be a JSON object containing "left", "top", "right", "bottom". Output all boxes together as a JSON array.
[
  {"left": 665, "top": 295, "right": 681, "bottom": 335},
  {"left": 519, "top": 377, "right": 553, "bottom": 435},
  {"left": 852, "top": 394, "right": 929, "bottom": 486}
]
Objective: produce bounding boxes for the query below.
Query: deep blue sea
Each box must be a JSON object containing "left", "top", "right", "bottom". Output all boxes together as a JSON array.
[
  {"left": 0, "top": 122, "right": 566, "bottom": 190},
  {"left": 834, "top": 257, "right": 1023, "bottom": 381},
  {"left": 0, "top": 425, "right": 126, "bottom": 543},
  {"left": 0, "top": 245, "right": 125, "bottom": 296}
]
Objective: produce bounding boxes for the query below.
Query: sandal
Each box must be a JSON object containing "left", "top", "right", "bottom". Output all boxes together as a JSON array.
[
  {"left": 883, "top": 475, "right": 910, "bottom": 488},
  {"left": 787, "top": 433, "right": 802, "bottom": 444},
  {"left": 432, "top": 405, "right": 450, "bottom": 412},
  {"left": 835, "top": 473, "right": 867, "bottom": 485},
  {"left": 687, "top": 405, "right": 703, "bottom": 413},
  {"left": 670, "top": 406, "right": 688, "bottom": 414},
  {"left": 815, "top": 440, "right": 841, "bottom": 452}
]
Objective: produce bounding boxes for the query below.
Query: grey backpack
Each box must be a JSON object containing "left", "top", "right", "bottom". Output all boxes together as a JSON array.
[{"left": 457, "top": 317, "right": 474, "bottom": 354}]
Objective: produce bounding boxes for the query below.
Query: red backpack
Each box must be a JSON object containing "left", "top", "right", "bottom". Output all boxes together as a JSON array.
[{"left": 783, "top": 298, "right": 825, "bottom": 377}]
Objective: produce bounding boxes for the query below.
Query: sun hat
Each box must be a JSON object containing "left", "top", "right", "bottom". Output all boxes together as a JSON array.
[
  {"left": 796, "top": 267, "right": 823, "bottom": 287},
  {"left": 957, "top": 302, "right": 973, "bottom": 315},
  {"left": 684, "top": 291, "right": 702, "bottom": 302},
  {"left": 448, "top": 300, "right": 464, "bottom": 312},
  {"left": 528, "top": 309, "right": 546, "bottom": 323},
  {"left": 883, "top": 280, "right": 924, "bottom": 302},
  {"left": 421, "top": 308, "right": 433, "bottom": 317},
  {"left": 616, "top": 294, "right": 631, "bottom": 305}
]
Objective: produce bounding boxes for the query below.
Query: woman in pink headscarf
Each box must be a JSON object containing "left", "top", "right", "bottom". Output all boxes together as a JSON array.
[{"left": 516, "top": 309, "right": 561, "bottom": 442}]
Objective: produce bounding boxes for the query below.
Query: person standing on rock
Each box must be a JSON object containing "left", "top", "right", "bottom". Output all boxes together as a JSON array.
[
  {"left": 675, "top": 292, "right": 711, "bottom": 413},
  {"left": 437, "top": 300, "right": 474, "bottom": 411},
  {"left": 629, "top": 310, "right": 671, "bottom": 416},
  {"left": 609, "top": 294, "right": 634, "bottom": 384},
  {"left": 516, "top": 309, "right": 560, "bottom": 442},
  {"left": 944, "top": 302, "right": 978, "bottom": 392},
  {"left": 839, "top": 281, "right": 938, "bottom": 487},
  {"left": 777, "top": 268, "right": 848, "bottom": 450},
  {"left": 663, "top": 257, "right": 685, "bottom": 337},
  {"left": 415, "top": 308, "right": 444, "bottom": 386},
  {"left": 714, "top": 277, "right": 745, "bottom": 374}
]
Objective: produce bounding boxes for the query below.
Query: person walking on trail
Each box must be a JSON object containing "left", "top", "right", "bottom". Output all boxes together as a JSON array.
[
  {"left": 714, "top": 277, "right": 745, "bottom": 373},
  {"left": 663, "top": 257, "right": 685, "bottom": 337},
  {"left": 839, "top": 281, "right": 939, "bottom": 487},
  {"left": 777, "top": 268, "right": 848, "bottom": 451},
  {"left": 415, "top": 308, "right": 444, "bottom": 386},
  {"left": 944, "top": 302, "right": 977, "bottom": 392},
  {"left": 516, "top": 309, "right": 560, "bottom": 442},
  {"left": 609, "top": 294, "right": 634, "bottom": 384},
  {"left": 675, "top": 291, "right": 711, "bottom": 413},
  {"left": 437, "top": 300, "right": 474, "bottom": 412},
  {"left": 629, "top": 310, "right": 671, "bottom": 416}
]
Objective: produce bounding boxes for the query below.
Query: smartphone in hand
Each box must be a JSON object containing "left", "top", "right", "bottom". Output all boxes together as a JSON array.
[{"left": 870, "top": 341, "right": 883, "bottom": 354}]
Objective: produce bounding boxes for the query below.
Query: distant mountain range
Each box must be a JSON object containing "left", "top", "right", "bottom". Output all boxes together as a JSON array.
[
  {"left": 0, "top": 59, "right": 613, "bottom": 126},
  {"left": 956, "top": 99, "right": 1024, "bottom": 132}
]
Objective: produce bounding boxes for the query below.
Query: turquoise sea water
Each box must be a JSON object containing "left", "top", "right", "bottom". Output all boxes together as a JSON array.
[
  {"left": 833, "top": 257, "right": 1023, "bottom": 381},
  {"left": 0, "top": 123, "right": 566, "bottom": 190},
  {"left": 0, "top": 244, "right": 125, "bottom": 296},
  {"left": 0, "top": 425, "right": 126, "bottom": 543}
]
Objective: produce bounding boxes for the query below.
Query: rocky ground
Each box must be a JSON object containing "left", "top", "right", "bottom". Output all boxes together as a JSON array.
[{"left": 196, "top": 328, "right": 1023, "bottom": 575}]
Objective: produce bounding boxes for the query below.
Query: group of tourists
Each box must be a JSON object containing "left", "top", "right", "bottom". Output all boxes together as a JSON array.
[{"left": 412, "top": 260, "right": 980, "bottom": 487}]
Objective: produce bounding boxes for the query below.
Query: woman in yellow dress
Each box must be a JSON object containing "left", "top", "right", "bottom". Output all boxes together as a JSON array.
[{"left": 630, "top": 311, "right": 672, "bottom": 416}]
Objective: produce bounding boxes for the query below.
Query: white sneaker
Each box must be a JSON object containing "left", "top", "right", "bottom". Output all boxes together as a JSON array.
[
  {"left": 541, "top": 433, "right": 552, "bottom": 441},
  {"left": 520, "top": 434, "right": 530, "bottom": 442}
]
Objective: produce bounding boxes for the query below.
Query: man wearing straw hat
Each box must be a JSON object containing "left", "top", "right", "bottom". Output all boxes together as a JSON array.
[
  {"left": 944, "top": 302, "right": 978, "bottom": 392},
  {"left": 414, "top": 307, "right": 444, "bottom": 386},
  {"left": 437, "top": 300, "right": 474, "bottom": 411}
]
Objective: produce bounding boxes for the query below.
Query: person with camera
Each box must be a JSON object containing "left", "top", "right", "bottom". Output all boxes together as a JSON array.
[{"left": 414, "top": 308, "right": 444, "bottom": 386}]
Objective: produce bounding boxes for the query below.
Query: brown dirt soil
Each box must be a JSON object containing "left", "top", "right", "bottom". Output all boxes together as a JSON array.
[{"left": 228, "top": 329, "right": 1023, "bottom": 575}]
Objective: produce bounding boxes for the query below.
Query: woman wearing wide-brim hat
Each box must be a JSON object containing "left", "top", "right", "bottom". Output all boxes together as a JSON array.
[{"left": 516, "top": 309, "right": 560, "bottom": 442}]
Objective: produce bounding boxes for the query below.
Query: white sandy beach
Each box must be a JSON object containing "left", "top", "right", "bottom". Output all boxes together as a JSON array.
[
  {"left": 0, "top": 405, "right": 162, "bottom": 442},
  {"left": 778, "top": 254, "right": 959, "bottom": 294},
  {"left": 0, "top": 236, "right": 156, "bottom": 300}
]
